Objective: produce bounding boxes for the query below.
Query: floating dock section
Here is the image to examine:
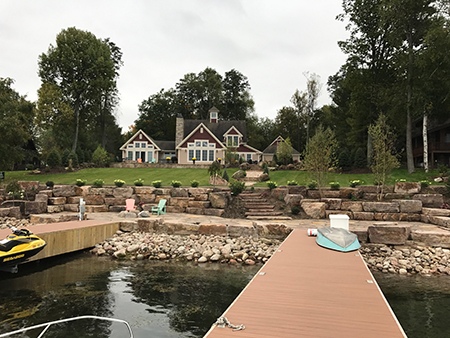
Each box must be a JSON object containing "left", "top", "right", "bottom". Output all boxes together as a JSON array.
[{"left": 205, "top": 229, "right": 407, "bottom": 338}]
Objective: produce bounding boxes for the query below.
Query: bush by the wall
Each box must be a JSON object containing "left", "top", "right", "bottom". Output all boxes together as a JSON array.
[
  {"left": 229, "top": 180, "right": 245, "bottom": 195},
  {"left": 47, "top": 148, "right": 62, "bottom": 168}
]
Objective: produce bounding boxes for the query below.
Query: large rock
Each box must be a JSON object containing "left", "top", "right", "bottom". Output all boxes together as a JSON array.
[
  {"left": 362, "top": 201, "right": 399, "bottom": 213},
  {"left": 170, "top": 197, "right": 191, "bottom": 208},
  {"left": 203, "top": 208, "right": 225, "bottom": 217},
  {"left": 232, "top": 170, "right": 246, "bottom": 180},
  {"left": 8, "top": 207, "right": 21, "bottom": 219},
  {"left": 0, "top": 208, "right": 11, "bottom": 217},
  {"left": 321, "top": 198, "right": 342, "bottom": 210},
  {"left": 171, "top": 188, "right": 189, "bottom": 197},
  {"left": 113, "top": 187, "right": 134, "bottom": 198},
  {"left": 53, "top": 185, "right": 76, "bottom": 197},
  {"left": 85, "top": 205, "right": 108, "bottom": 212},
  {"left": 74, "top": 186, "right": 90, "bottom": 197},
  {"left": 258, "top": 173, "right": 270, "bottom": 182},
  {"left": 254, "top": 222, "right": 292, "bottom": 239},
  {"left": 64, "top": 204, "right": 79, "bottom": 212},
  {"left": 67, "top": 196, "right": 82, "bottom": 204},
  {"left": 410, "top": 227, "right": 450, "bottom": 248},
  {"left": 394, "top": 182, "right": 421, "bottom": 194},
  {"left": 188, "top": 200, "right": 211, "bottom": 208},
  {"left": 119, "top": 221, "right": 138, "bottom": 232},
  {"left": 341, "top": 201, "right": 363, "bottom": 212},
  {"left": 353, "top": 212, "right": 375, "bottom": 220},
  {"left": 286, "top": 185, "right": 307, "bottom": 195},
  {"left": 368, "top": 223, "right": 411, "bottom": 245},
  {"left": 301, "top": 201, "right": 326, "bottom": 219},
  {"left": 48, "top": 197, "right": 66, "bottom": 205},
  {"left": 209, "top": 175, "right": 228, "bottom": 186},
  {"left": 422, "top": 208, "right": 450, "bottom": 217},
  {"left": 209, "top": 192, "right": 230, "bottom": 209},
  {"left": 47, "top": 205, "right": 64, "bottom": 213},
  {"left": 104, "top": 197, "right": 126, "bottom": 206},
  {"left": 199, "top": 223, "right": 227, "bottom": 235},
  {"left": 137, "top": 218, "right": 160, "bottom": 232},
  {"left": 412, "top": 194, "right": 444, "bottom": 208},
  {"left": 398, "top": 199, "right": 422, "bottom": 213},
  {"left": 18, "top": 181, "right": 40, "bottom": 191},
  {"left": 185, "top": 207, "right": 204, "bottom": 214},
  {"left": 25, "top": 201, "right": 47, "bottom": 214},
  {"left": 188, "top": 187, "right": 213, "bottom": 195},
  {"left": 271, "top": 188, "right": 289, "bottom": 201},
  {"left": 84, "top": 195, "right": 105, "bottom": 205},
  {"left": 90, "top": 187, "right": 113, "bottom": 196},
  {"left": 158, "top": 221, "right": 199, "bottom": 235},
  {"left": 284, "top": 194, "right": 303, "bottom": 206},
  {"left": 227, "top": 224, "right": 257, "bottom": 237},
  {"left": 35, "top": 193, "right": 49, "bottom": 203}
]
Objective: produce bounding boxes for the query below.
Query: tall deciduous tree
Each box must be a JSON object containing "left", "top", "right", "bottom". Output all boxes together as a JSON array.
[
  {"left": 38, "top": 27, "right": 118, "bottom": 152},
  {"left": 0, "top": 78, "right": 35, "bottom": 170}
]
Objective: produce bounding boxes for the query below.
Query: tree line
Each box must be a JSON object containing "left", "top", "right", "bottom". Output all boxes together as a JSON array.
[{"left": 2, "top": 0, "right": 450, "bottom": 172}]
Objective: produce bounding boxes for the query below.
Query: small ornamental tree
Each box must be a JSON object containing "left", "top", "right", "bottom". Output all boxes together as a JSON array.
[
  {"left": 368, "top": 114, "right": 400, "bottom": 201},
  {"left": 47, "top": 148, "right": 62, "bottom": 168},
  {"left": 302, "top": 125, "right": 338, "bottom": 197},
  {"left": 353, "top": 147, "right": 366, "bottom": 168},
  {"left": 208, "top": 161, "right": 222, "bottom": 185},
  {"left": 222, "top": 167, "right": 229, "bottom": 182}
]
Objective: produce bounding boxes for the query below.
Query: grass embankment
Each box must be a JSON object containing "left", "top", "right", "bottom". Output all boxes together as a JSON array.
[{"left": 1, "top": 167, "right": 444, "bottom": 188}]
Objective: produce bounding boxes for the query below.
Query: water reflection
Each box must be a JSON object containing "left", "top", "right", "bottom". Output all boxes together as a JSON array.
[
  {"left": 374, "top": 272, "right": 450, "bottom": 338},
  {"left": 0, "top": 253, "right": 259, "bottom": 338}
]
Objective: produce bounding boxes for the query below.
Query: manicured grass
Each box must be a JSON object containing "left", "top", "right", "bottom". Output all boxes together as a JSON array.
[
  {"left": 1, "top": 167, "right": 443, "bottom": 188},
  {"left": 254, "top": 168, "right": 443, "bottom": 187},
  {"left": 2, "top": 167, "right": 239, "bottom": 187}
]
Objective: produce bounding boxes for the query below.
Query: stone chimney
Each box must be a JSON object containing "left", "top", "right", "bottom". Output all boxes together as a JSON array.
[{"left": 175, "top": 113, "right": 184, "bottom": 146}]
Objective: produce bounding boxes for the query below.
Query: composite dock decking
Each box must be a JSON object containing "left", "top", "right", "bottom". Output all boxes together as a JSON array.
[{"left": 205, "top": 229, "right": 406, "bottom": 338}]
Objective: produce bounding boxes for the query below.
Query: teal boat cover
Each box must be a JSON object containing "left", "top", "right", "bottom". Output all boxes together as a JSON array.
[{"left": 316, "top": 227, "right": 360, "bottom": 252}]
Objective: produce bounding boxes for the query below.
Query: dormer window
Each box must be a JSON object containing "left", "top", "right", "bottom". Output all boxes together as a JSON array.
[
  {"left": 209, "top": 108, "right": 219, "bottom": 123},
  {"left": 227, "top": 135, "right": 239, "bottom": 147}
]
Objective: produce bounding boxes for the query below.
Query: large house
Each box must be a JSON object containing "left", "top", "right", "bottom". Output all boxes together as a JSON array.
[
  {"left": 120, "top": 107, "right": 262, "bottom": 164},
  {"left": 412, "top": 117, "right": 450, "bottom": 168}
]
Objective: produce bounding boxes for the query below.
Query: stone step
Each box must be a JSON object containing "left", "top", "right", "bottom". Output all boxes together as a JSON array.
[
  {"left": 245, "top": 211, "right": 284, "bottom": 216},
  {"left": 240, "top": 195, "right": 263, "bottom": 200},
  {"left": 247, "top": 208, "right": 276, "bottom": 213},
  {"left": 244, "top": 204, "right": 274, "bottom": 209},
  {"left": 246, "top": 216, "right": 293, "bottom": 220},
  {"left": 242, "top": 198, "right": 266, "bottom": 203}
]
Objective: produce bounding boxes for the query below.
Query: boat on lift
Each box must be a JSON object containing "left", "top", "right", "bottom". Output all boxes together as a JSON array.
[{"left": 0, "top": 225, "right": 46, "bottom": 273}]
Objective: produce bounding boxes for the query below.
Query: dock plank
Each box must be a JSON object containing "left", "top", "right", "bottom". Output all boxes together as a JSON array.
[{"left": 205, "top": 229, "right": 406, "bottom": 338}]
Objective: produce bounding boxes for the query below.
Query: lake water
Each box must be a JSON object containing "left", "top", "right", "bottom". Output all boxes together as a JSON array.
[
  {"left": 0, "top": 253, "right": 260, "bottom": 338},
  {"left": 1, "top": 254, "right": 450, "bottom": 338}
]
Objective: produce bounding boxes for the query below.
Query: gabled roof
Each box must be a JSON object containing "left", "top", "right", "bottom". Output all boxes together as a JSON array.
[
  {"left": 183, "top": 119, "right": 247, "bottom": 143},
  {"left": 263, "top": 136, "right": 300, "bottom": 155},
  {"left": 119, "top": 129, "right": 161, "bottom": 151},
  {"left": 176, "top": 122, "right": 227, "bottom": 150},
  {"left": 154, "top": 141, "right": 176, "bottom": 152}
]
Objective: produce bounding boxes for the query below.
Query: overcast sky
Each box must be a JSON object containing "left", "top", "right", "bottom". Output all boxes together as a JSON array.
[{"left": 1, "top": 0, "right": 349, "bottom": 132}]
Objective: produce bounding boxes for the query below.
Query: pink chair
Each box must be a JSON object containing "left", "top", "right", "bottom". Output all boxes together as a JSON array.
[{"left": 125, "top": 199, "right": 136, "bottom": 211}]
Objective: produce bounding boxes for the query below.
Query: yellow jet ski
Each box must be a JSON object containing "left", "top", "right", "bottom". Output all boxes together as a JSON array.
[{"left": 0, "top": 226, "right": 46, "bottom": 273}]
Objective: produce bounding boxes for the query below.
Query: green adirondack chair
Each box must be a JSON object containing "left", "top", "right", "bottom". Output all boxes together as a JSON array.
[{"left": 151, "top": 199, "right": 167, "bottom": 215}]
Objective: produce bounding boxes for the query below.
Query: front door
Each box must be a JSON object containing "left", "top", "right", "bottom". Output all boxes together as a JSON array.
[{"left": 140, "top": 152, "right": 145, "bottom": 162}]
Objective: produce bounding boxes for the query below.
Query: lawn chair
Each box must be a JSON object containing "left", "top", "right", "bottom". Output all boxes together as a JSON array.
[
  {"left": 151, "top": 199, "right": 167, "bottom": 215},
  {"left": 125, "top": 199, "right": 136, "bottom": 211}
]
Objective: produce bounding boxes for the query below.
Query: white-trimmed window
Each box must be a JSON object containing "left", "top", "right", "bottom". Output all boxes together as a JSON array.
[
  {"left": 141, "top": 143, "right": 146, "bottom": 148},
  {"left": 188, "top": 149, "right": 194, "bottom": 161},
  {"left": 189, "top": 140, "right": 216, "bottom": 161},
  {"left": 209, "top": 150, "right": 214, "bottom": 161},
  {"left": 247, "top": 154, "right": 252, "bottom": 161},
  {"left": 135, "top": 143, "right": 140, "bottom": 148},
  {"left": 128, "top": 144, "right": 133, "bottom": 148},
  {"left": 227, "top": 135, "right": 239, "bottom": 147},
  {"left": 127, "top": 151, "right": 132, "bottom": 160}
]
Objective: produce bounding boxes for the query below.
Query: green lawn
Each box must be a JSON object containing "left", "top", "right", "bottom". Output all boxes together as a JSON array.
[
  {"left": 1, "top": 167, "right": 238, "bottom": 187},
  {"left": 0, "top": 167, "right": 443, "bottom": 188}
]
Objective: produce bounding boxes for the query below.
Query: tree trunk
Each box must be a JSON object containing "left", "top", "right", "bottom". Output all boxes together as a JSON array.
[
  {"left": 72, "top": 105, "right": 80, "bottom": 153},
  {"left": 423, "top": 113, "right": 428, "bottom": 173},
  {"left": 367, "top": 132, "right": 373, "bottom": 167},
  {"left": 406, "top": 32, "right": 415, "bottom": 174}
]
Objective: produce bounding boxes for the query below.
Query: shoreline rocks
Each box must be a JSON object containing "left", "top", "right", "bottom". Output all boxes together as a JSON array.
[
  {"left": 91, "top": 231, "right": 282, "bottom": 265},
  {"left": 361, "top": 243, "right": 450, "bottom": 276}
]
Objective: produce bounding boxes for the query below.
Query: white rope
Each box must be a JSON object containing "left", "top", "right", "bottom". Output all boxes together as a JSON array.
[{"left": 214, "top": 316, "right": 245, "bottom": 331}]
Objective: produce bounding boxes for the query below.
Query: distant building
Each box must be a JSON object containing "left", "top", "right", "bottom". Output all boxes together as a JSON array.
[{"left": 262, "top": 136, "right": 301, "bottom": 163}]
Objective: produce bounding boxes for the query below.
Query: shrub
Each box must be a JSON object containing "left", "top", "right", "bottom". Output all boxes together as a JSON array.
[
  {"left": 308, "top": 181, "right": 318, "bottom": 190},
  {"left": 329, "top": 182, "right": 340, "bottom": 190},
  {"left": 134, "top": 178, "right": 144, "bottom": 186},
  {"left": 6, "top": 181, "right": 21, "bottom": 194},
  {"left": 25, "top": 163, "right": 34, "bottom": 170},
  {"left": 222, "top": 167, "right": 229, "bottom": 182},
  {"left": 114, "top": 179, "right": 125, "bottom": 187},
  {"left": 171, "top": 180, "right": 182, "bottom": 188},
  {"left": 419, "top": 180, "right": 430, "bottom": 189},
  {"left": 338, "top": 147, "right": 352, "bottom": 171},
  {"left": 190, "top": 180, "right": 199, "bottom": 187},
  {"left": 267, "top": 181, "right": 278, "bottom": 190},
  {"left": 75, "top": 179, "right": 87, "bottom": 187},
  {"left": 47, "top": 148, "right": 62, "bottom": 168},
  {"left": 229, "top": 180, "right": 245, "bottom": 196},
  {"left": 287, "top": 180, "right": 298, "bottom": 186},
  {"left": 68, "top": 151, "right": 79, "bottom": 167},
  {"left": 291, "top": 205, "right": 300, "bottom": 215},
  {"left": 92, "top": 145, "right": 110, "bottom": 167},
  {"left": 92, "top": 179, "right": 104, "bottom": 188},
  {"left": 46, "top": 181, "right": 54, "bottom": 188},
  {"left": 349, "top": 180, "right": 361, "bottom": 188},
  {"left": 353, "top": 147, "right": 366, "bottom": 168},
  {"left": 438, "top": 164, "right": 448, "bottom": 177},
  {"left": 152, "top": 180, "right": 162, "bottom": 188},
  {"left": 263, "top": 162, "right": 269, "bottom": 175}
]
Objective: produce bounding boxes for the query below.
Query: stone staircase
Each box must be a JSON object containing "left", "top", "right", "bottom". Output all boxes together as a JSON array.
[{"left": 240, "top": 192, "right": 292, "bottom": 220}]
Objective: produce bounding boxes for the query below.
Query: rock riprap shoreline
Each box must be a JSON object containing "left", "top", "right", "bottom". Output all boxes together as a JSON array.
[
  {"left": 361, "top": 243, "right": 450, "bottom": 275},
  {"left": 0, "top": 217, "right": 32, "bottom": 230},
  {"left": 91, "top": 230, "right": 282, "bottom": 265}
]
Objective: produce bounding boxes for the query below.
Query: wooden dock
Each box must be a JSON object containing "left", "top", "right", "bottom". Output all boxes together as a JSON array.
[
  {"left": 0, "top": 220, "right": 119, "bottom": 262},
  {"left": 205, "top": 229, "right": 407, "bottom": 338}
]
